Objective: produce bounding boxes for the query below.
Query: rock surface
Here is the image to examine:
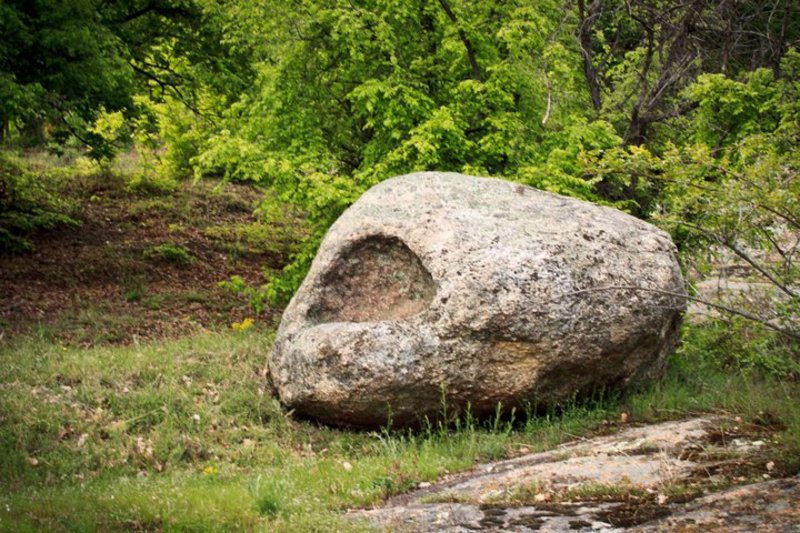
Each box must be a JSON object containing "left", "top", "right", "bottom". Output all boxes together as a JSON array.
[
  {"left": 632, "top": 475, "right": 800, "bottom": 532},
  {"left": 351, "top": 417, "right": 796, "bottom": 532},
  {"left": 269, "top": 172, "right": 685, "bottom": 427}
]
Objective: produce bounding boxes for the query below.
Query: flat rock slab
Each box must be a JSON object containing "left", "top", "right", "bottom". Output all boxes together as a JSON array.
[
  {"left": 352, "top": 417, "right": 793, "bottom": 531},
  {"left": 633, "top": 476, "right": 800, "bottom": 532}
]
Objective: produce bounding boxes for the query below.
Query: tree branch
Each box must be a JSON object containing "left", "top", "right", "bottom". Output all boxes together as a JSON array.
[
  {"left": 552, "top": 285, "right": 800, "bottom": 340},
  {"left": 128, "top": 62, "right": 208, "bottom": 121},
  {"left": 643, "top": 100, "right": 699, "bottom": 123},
  {"left": 756, "top": 203, "right": 800, "bottom": 230},
  {"left": 577, "top": 0, "right": 603, "bottom": 109},
  {"left": 541, "top": 60, "right": 553, "bottom": 125},
  {"left": 112, "top": 2, "right": 195, "bottom": 25},
  {"left": 437, "top": 0, "right": 482, "bottom": 82},
  {"left": 677, "top": 220, "right": 798, "bottom": 299}
]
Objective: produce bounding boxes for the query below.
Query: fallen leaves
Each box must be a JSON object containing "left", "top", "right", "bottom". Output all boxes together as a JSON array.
[{"left": 134, "top": 436, "right": 154, "bottom": 458}]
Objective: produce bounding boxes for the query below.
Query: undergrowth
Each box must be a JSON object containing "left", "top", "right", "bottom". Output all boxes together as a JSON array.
[
  {"left": 0, "top": 151, "right": 80, "bottom": 252},
  {"left": 0, "top": 321, "right": 798, "bottom": 531}
]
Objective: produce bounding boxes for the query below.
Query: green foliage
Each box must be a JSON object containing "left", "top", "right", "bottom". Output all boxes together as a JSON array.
[
  {"left": 118, "top": 96, "right": 183, "bottom": 194},
  {"left": 681, "top": 320, "right": 799, "bottom": 378},
  {"left": 154, "top": 97, "right": 208, "bottom": 182},
  {"left": 0, "top": 152, "right": 79, "bottom": 252},
  {"left": 144, "top": 242, "right": 194, "bottom": 264},
  {"left": 218, "top": 275, "right": 269, "bottom": 314},
  {"left": 0, "top": 0, "right": 134, "bottom": 151},
  {"left": 160, "top": 3, "right": 800, "bottom": 303},
  {"left": 575, "top": 62, "right": 800, "bottom": 360},
  {"left": 519, "top": 118, "right": 625, "bottom": 202},
  {"left": 0, "top": 0, "right": 252, "bottom": 157},
  {"left": 124, "top": 286, "right": 145, "bottom": 303},
  {"left": 182, "top": 0, "right": 598, "bottom": 299},
  {"left": 87, "top": 107, "right": 131, "bottom": 166},
  {"left": 686, "top": 68, "right": 781, "bottom": 149},
  {"left": 657, "top": 67, "right": 799, "bottom": 344}
]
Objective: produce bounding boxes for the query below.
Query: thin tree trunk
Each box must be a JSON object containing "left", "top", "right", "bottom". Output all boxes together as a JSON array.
[
  {"left": 22, "top": 117, "right": 46, "bottom": 146},
  {"left": 437, "top": 0, "right": 482, "bottom": 82},
  {"left": 577, "top": 0, "right": 603, "bottom": 109}
]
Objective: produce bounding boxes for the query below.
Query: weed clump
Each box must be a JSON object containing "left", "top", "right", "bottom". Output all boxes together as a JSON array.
[{"left": 144, "top": 242, "right": 194, "bottom": 264}]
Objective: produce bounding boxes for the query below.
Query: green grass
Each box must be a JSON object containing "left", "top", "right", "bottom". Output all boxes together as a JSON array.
[
  {"left": 629, "top": 326, "right": 800, "bottom": 451},
  {"left": 50, "top": 306, "right": 140, "bottom": 345},
  {"left": 1, "top": 323, "right": 798, "bottom": 531},
  {"left": 143, "top": 242, "right": 195, "bottom": 264},
  {"left": 562, "top": 481, "right": 649, "bottom": 502}
]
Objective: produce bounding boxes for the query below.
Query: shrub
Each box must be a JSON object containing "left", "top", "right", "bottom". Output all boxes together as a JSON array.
[{"left": 0, "top": 151, "right": 79, "bottom": 252}]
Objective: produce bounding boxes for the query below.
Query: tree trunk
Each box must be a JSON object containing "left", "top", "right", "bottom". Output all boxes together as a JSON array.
[
  {"left": 22, "top": 117, "right": 46, "bottom": 146},
  {"left": 577, "top": 0, "right": 603, "bottom": 109},
  {"left": 437, "top": 0, "right": 482, "bottom": 82},
  {"left": 0, "top": 116, "right": 8, "bottom": 144},
  {"left": 624, "top": 106, "right": 649, "bottom": 146}
]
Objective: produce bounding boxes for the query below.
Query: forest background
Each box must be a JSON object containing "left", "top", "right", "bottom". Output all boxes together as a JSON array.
[
  {"left": 4, "top": 0, "right": 799, "bottom": 325},
  {"left": 0, "top": 1, "right": 799, "bottom": 529}
]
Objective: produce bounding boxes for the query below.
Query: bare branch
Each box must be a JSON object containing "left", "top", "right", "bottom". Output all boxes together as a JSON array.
[
  {"left": 677, "top": 220, "right": 798, "bottom": 299},
  {"left": 552, "top": 285, "right": 800, "bottom": 340},
  {"left": 541, "top": 57, "right": 553, "bottom": 125},
  {"left": 577, "top": 0, "right": 603, "bottom": 109}
]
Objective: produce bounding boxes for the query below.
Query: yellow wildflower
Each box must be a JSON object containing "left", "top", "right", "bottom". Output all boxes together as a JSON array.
[{"left": 231, "top": 318, "right": 254, "bottom": 331}]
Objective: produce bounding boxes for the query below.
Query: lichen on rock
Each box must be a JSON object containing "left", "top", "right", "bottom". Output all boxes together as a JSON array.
[{"left": 269, "top": 172, "right": 686, "bottom": 428}]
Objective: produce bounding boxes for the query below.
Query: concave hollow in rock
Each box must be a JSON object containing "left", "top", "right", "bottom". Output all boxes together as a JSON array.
[{"left": 308, "top": 235, "right": 436, "bottom": 323}]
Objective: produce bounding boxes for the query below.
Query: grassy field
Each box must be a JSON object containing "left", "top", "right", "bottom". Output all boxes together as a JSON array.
[{"left": 1, "top": 324, "right": 798, "bottom": 531}]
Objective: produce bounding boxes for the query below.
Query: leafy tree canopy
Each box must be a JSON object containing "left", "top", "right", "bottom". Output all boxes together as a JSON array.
[{"left": 0, "top": 0, "right": 252, "bottom": 155}]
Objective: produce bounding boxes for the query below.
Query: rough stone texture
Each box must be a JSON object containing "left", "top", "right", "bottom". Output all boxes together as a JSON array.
[
  {"left": 351, "top": 417, "right": 797, "bottom": 532},
  {"left": 269, "top": 172, "right": 685, "bottom": 427},
  {"left": 633, "top": 476, "right": 800, "bottom": 532}
]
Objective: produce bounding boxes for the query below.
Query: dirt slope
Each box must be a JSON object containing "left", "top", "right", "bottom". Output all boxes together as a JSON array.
[{"left": 0, "top": 176, "right": 291, "bottom": 345}]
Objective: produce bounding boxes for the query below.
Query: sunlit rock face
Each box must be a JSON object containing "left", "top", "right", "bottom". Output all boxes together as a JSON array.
[{"left": 269, "top": 172, "right": 686, "bottom": 428}]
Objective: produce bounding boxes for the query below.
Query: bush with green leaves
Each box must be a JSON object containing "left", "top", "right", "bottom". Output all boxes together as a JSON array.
[
  {"left": 0, "top": 152, "right": 79, "bottom": 252},
  {"left": 183, "top": 1, "right": 622, "bottom": 302},
  {"left": 580, "top": 58, "right": 800, "bottom": 373}
]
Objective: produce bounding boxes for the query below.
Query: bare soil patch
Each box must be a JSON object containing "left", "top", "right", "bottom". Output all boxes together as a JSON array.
[{"left": 0, "top": 176, "right": 290, "bottom": 345}]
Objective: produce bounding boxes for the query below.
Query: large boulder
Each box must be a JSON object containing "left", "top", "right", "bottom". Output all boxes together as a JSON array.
[{"left": 269, "top": 172, "right": 685, "bottom": 428}]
